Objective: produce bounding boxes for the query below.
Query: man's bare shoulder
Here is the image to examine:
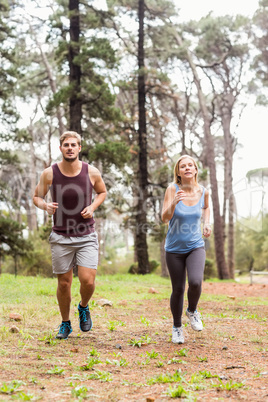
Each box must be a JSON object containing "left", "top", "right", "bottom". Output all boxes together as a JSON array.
[
  {"left": 88, "top": 164, "right": 101, "bottom": 176},
  {"left": 41, "top": 166, "right": 53, "bottom": 183}
]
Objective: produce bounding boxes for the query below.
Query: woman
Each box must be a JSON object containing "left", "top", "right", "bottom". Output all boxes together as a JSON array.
[{"left": 161, "top": 155, "right": 212, "bottom": 344}]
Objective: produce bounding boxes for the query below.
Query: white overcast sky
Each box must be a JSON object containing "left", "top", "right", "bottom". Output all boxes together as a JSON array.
[{"left": 176, "top": 0, "right": 267, "bottom": 219}]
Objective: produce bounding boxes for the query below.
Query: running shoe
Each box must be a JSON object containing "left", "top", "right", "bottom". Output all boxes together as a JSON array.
[
  {"left": 55, "top": 321, "right": 73, "bottom": 339},
  {"left": 186, "top": 309, "right": 203, "bottom": 331},
  {"left": 172, "top": 326, "right": 184, "bottom": 344},
  {"left": 78, "top": 303, "right": 92, "bottom": 332}
]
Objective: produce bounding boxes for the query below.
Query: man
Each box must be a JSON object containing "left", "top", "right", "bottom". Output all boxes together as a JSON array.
[{"left": 33, "top": 131, "right": 106, "bottom": 339}]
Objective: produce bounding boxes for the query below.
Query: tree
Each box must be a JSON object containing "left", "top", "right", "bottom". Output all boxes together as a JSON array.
[
  {"left": 136, "top": 0, "right": 150, "bottom": 274},
  {"left": 0, "top": 215, "right": 32, "bottom": 276},
  {"left": 188, "top": 14, "right": 251, "bottom": 278},
  {"left": 171, "top": 30, "right": 229, "bottom": 279}
]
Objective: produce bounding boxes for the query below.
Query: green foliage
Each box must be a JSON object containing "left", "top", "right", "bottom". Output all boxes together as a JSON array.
[
  {"left": 71, "top": 385, "right": 89, "bottom": 399},
  {"left": 88, "top": 141, "right": 130, "bottom": 170},
  {"left": 47, "top": 366, "right": 65, "bottom": 375},
  {"left": 128, "top": 259, "right": 159, "bottom": 274},
  {"left": 80, "top": 357, "right": 102, "bottom": 371},
  {"left": 87, "top": 370, "right": 112, "bottom": 382},
  {"left": 18, "top": 230, "right": 52, "bottom": 277},
  {"left": 0, "top": 215, "right": 32, "bottom": 261},
  {"left": 167, "top": 384, "right": 188, "bottom": 398},
  {"left": 203, "top": 258, "right": 217, "bottom": 280},
  {"left": 148, "top": 370, "right": 183, "bottom": 385},
  {"left": 235, "top": 214, "right": 268, "bottom": 271},
  {"left": 0, "top": 380, "right": 25, "bottom": 394}
]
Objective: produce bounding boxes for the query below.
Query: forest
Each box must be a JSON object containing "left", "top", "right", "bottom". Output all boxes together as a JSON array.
[{"left": 0, "top": 0, "right": 268, "bottom": 280}]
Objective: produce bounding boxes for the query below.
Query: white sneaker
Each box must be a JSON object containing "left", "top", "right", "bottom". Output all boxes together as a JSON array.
[
  {"left": 172, "top": 326, "right": 184, "bottom": 344},
  {"left": 186, "top": 309, "right": 203, "bottom": 331}
]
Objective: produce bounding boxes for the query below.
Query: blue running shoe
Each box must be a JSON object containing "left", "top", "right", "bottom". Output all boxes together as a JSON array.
[
  {"left": 78, "top": 303, "right": 92, "bottom": 332},
  {"left": 56, "top": 321, "right": 73, "bottom": 339}
]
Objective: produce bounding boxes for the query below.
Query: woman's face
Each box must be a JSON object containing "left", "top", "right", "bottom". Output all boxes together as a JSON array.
[{"left": 178, "top": 157, "right": 197, "bottom": 180}]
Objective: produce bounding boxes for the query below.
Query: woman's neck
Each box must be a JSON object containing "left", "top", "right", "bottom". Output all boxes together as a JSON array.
[{"left": 180, "top": 181, "right": 198, "bottom": 193}]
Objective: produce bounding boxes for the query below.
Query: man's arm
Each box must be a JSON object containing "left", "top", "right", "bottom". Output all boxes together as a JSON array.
[
  {"left": 81, "top": 166, "right": 107, "bottom": 219},
  {"left": 33, "top": 167, "right": 58, "bottom": 215}
]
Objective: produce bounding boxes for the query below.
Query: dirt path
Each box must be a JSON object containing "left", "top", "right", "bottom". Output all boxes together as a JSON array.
[{"left": 1, "top": 282, "right": 268, "bottom": 401}]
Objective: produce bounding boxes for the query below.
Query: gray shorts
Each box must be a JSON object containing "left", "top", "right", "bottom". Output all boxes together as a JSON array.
[{"left": 49, "top": 231, "right": 99, "bottom": 274}]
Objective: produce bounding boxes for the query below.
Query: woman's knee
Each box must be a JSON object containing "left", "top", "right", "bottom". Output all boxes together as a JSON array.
[
  {"left": 188, "top": 280, "right": 202, "bottom": 292},
  {"left": 172, "top": 285, "right": 185, "bottom": 297}
]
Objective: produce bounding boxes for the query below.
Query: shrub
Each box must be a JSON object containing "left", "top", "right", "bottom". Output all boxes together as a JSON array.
[
  {"left": 203, "top": 258, "right": 217, "bottom": 280},
  {"left": 128, "top": 260, "right": 159, "bottom": 274}
]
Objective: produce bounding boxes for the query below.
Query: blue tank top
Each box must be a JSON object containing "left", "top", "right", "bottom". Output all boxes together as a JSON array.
[{"left": 165, "top": 184, "right": 205, "bottom": 254}]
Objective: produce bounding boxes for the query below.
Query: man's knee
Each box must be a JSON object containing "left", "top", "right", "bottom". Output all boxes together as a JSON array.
[
  {"left": 58, "top": 276, "right": 72, "bottom": 292},
  {"left": 81, "top": 275, "right": 95, "bottom": 288}
]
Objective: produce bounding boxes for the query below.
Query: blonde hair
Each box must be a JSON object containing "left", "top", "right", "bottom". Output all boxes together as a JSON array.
[
  {"left": 60, "top": 131, "right": 81, "bottom": 146},
  {"left": 173, "top": 155, "right": 198, "bottom": 185}
]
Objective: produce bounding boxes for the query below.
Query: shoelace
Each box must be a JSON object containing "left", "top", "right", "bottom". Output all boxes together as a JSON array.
[
  {"left": 191, "top": 312, "right": 201, "bottom": 321},
  {"left": 59, "top": 322, "right": 70, "bottom": 333},
  {"left": 79, "top": 307, "right": 89, "bottom": 322}
]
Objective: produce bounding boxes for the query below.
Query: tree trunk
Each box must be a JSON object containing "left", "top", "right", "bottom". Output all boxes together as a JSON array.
[
  {"left": 148, "top": 92, "right": 168, "bottom": 276},
  {"left": 28, "top": 125, "right": 38, "bottom": 231},
  {"left": 173, "top": 31, "right": 229, "bottom": 279},
  {"left": 160, "top": 239, "right": 169, "bottom": 277},
  {"left": 228, "top": 192, "right": 235, "bottom": 278},
  {"left": 69, "top": 0, "right": 82, "bottom": 134},
  {"left": 136, "top": 0, "right": 150, "bottom": 274},
  {"left": 220, "top": 96, "right": 235, "bottom": 278},
  {"left": 31, "top": 25, "right": 65, "bottom": 135}
]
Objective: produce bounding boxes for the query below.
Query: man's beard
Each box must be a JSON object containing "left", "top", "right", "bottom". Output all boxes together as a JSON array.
[{"left": 63, "top": 155, "right": 78, "bottom": 162}]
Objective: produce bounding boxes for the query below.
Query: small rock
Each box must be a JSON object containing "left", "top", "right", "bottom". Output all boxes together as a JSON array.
[
  {"left": 70, "top": 348, "right": 79, "bottom": 353},
  {"left": 227, "top": 295, "right": 235, "bottom": 299},
  {"left": 9, "top": 313, "right": 23, "bottom": 321},
  {"left": 10, "top": 325, "right": 20, "bottom": 333},
  {"left": 97, "top": 299, "right": 113, "bottom": 307},
  {"left": 115, "top": 344, "right": 122, "bottom": 349},
  {"left": 222, "top": 346, "right": 228, "bottom": 350},
  {"left": 260, "top": 372, "right": 268, "bottom": 375},
  {"left": 146, "top": 398, "right": 155, "bottom": 402},
  {"left": 118, "top": 300, "right": 128, "bottom": 306},
  {"left": 148, "top": 287, "right": 159, "bottom": 294}
]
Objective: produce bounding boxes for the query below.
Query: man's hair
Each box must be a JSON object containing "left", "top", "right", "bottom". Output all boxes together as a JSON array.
[{"left": 60, "top": 131, "right": 81, "bottom": 146}]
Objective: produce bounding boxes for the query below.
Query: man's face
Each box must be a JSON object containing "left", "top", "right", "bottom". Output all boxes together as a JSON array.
[{"left": 60, "top": 137, "right": 81, "bottom": 162}]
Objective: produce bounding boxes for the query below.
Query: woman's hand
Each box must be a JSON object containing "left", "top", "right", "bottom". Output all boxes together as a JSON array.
[
  {"left": 173, "top": 190, "right": 186, "bottom": 205},
  {"left": 203, "top": 223, "right": 212, "bottom": 238}
]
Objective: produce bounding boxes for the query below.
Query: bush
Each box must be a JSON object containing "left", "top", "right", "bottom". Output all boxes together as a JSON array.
[
  {"left": 203, "top": 258, "right": 217, "bottom": 280},
  {"left": 128, "top": 260, "right": 160, "bottom": 274}
]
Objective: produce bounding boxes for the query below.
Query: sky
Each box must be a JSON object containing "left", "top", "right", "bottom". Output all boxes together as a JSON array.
[
  {"left": 25, "top": 0, "right": 266, "bottom": 219},
  {"left": 177, "top": 0, "right": 260, "bottom": 20},
  {"left": 176, "top": 0, "right": 267, "bottom": 220},
  {"left": 176, "top": 1, "right": 266, "bottom": 178}
]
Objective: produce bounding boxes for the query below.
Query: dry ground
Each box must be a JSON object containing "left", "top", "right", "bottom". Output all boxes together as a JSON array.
[{"left": 1, "top": 281, "right": 268, "bottom": 401}]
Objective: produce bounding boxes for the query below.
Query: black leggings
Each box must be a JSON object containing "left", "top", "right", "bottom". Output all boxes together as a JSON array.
[{"left": 166, "top": 247, "right": 206, "bottom": 327}]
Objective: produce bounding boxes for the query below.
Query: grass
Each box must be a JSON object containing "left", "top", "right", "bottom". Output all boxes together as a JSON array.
[{"left": 0, "top": 273, "right": 267, "bottom": 401}]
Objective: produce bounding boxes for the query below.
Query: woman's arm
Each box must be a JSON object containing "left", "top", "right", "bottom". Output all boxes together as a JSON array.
[
  {"left": 161, "top": 185, "right": 185, "bottom": 223},
  {"left": 202, "top": 190, "right": 212, "bottom": 238}
]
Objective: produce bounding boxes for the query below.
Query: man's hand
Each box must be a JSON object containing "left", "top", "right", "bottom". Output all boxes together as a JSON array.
[
  {"left": 45, "top": 202, "right": 58, "bottom": 215},
  {"left": 81, "top": 206, "right": 94, "bottom": 219}
]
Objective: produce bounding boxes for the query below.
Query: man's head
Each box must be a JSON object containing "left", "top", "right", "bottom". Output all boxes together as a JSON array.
[
  {"left": 60, "top": 131, "right": 81, "bottom": 146},
  {"left": 59, "top": 131, "right": 81, "bottom": 162}
]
